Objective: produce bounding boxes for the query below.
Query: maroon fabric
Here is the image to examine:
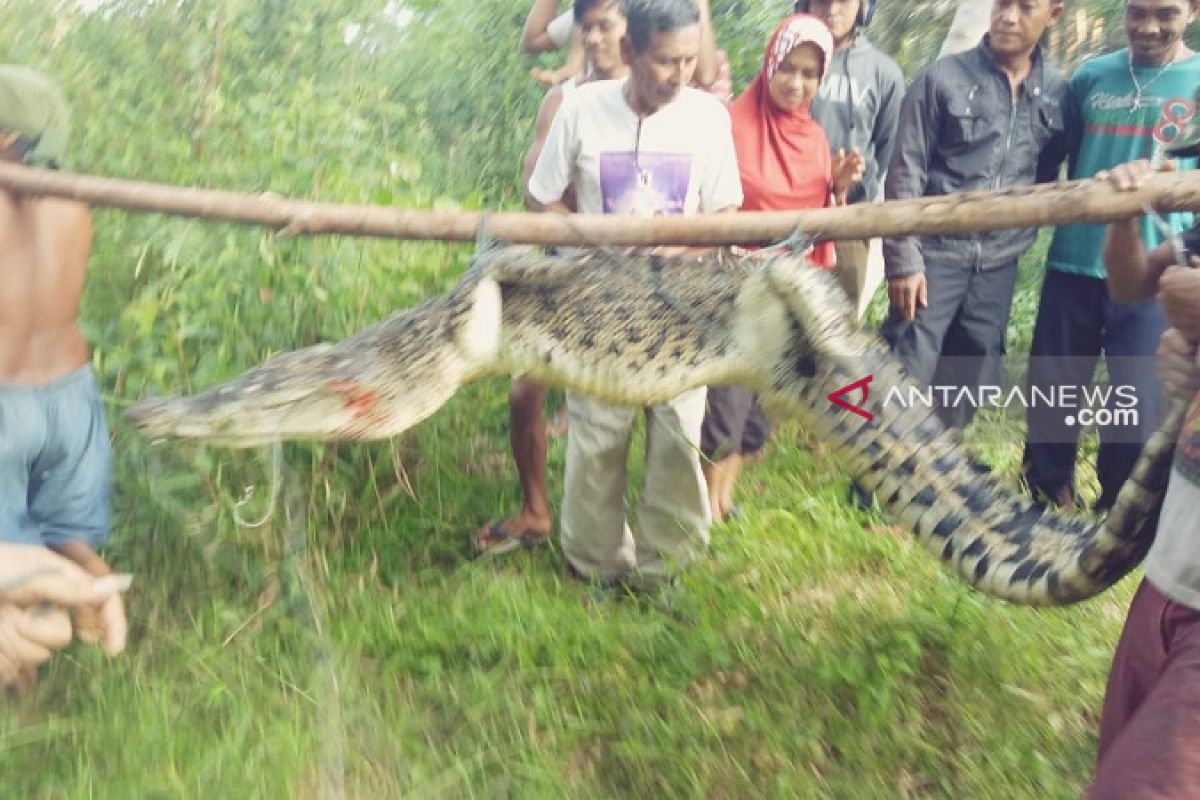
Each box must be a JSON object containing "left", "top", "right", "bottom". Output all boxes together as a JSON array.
[{"left": 1087, "top": 579, "right": 1200, "bottom": 799}]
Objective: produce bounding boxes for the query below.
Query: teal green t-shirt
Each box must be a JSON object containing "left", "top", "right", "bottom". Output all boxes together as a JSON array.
[{"left": 1046, "top": 49, "right": 1200, "bottom": 278}]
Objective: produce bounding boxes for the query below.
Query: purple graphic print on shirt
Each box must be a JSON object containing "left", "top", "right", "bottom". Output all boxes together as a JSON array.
[{"left": 599, "top": 151, "right": 693, "bottom": 216}]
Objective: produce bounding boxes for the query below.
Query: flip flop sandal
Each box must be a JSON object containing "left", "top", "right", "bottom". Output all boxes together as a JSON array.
[{"left": 474, "top": 522, "right": 549, "bottom": 560}]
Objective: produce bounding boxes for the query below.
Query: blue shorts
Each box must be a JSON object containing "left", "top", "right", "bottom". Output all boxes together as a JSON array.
[{"left": 0, "top": 365, "right": 111, "bottom": 549}]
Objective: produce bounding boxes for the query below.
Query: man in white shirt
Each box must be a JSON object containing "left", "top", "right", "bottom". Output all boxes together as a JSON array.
[
  {"left": 475, "top": 0, "right": 631, "bottom": 559},
  {"left": 527, "top": 0, "right": 742, "bottom": 586}
]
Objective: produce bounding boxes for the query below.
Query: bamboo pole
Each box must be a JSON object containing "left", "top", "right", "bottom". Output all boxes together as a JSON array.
[{"left": 1, "top": 161, "right": 1198, "bottom": 246}]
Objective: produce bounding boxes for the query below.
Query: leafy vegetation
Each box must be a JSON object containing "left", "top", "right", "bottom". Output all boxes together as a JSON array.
[{"left": 0, "top": 0, "right": 1144, "bottom": 796}]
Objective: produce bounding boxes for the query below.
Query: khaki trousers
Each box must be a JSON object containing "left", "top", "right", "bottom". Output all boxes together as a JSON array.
[{"left": 561, "top": 388, "right": 710, "bottom": 580}]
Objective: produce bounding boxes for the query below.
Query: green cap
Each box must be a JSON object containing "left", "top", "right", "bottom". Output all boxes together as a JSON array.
[
  {"left": 0, "top": 65, "right": 70, "bottom": 169},
  {"left": 1165, "top": 83, "right": 1200, "bottom": 158}
]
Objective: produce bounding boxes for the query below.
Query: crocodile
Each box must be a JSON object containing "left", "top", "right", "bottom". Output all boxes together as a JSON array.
[{"left": 125, "top": 247, "right": 1179, "bottom": 605}]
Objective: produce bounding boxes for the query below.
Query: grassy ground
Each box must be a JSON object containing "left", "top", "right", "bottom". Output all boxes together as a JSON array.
[{"left": 0, "top": 228, "right": 1133, "bottom": 798}]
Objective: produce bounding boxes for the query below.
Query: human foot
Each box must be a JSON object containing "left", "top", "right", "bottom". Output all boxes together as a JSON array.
[
  {"left": 473, "top": 511, "right": 552, "bottom": 559},
  {"left": 714, "top": 455, "right": 743, "bottom": 522},
  {"left": 701, "top": 461, "right": 725, "bottom": 521}
]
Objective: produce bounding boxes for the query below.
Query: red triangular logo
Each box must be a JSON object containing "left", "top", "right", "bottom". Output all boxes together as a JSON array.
[{"left": 828, "top": 375, "right": 874, "bottom": 421}]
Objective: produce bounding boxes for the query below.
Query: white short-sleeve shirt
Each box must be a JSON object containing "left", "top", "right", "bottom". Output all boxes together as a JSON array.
[{"left": 528, "top": 78, "right": 743, "bottom": 217}]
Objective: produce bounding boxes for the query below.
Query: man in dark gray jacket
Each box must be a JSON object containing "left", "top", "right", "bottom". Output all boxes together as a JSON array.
[
  {"left": 796, "top": 0, "right": 904, "bottom": 315},
  {"left": 881, "top": 0, "right": 1068, "bottom": 429}
]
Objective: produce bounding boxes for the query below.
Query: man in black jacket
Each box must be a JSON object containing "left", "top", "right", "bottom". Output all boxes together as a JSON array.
[{"left": 881, "top": 0, "right": 1068, "bottom": 429}]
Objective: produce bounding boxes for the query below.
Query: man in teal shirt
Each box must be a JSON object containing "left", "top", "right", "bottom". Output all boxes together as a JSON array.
[{"left": 1023, "top": 0, "right": 1200, "bottom": 511}]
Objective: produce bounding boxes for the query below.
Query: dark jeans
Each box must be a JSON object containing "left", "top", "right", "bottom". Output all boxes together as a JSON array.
[
  {"left": 1022, "top": 270, "right": 1166, "bottom": 510},
  {"left": 701, "top": 386, "right": 771, "bottom": 461},
  {"left": 1087, "top": 579, "right": 1200, "bottom": 799},
  {"left": 880, "top": 260, "right": 1019, "bottom": 430}
]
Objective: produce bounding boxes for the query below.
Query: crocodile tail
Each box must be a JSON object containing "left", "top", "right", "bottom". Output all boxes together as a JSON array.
[
  {"left": 764, "top": 256, "right": 1174, "bottom": 606},
  {"left": 802, "top": 358, "right": 1177, "bottom": 605}
]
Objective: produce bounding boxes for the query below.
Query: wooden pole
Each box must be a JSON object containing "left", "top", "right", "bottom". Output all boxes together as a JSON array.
[{"left": 1, "top": 161, "right": 1198, "bottom": 246}]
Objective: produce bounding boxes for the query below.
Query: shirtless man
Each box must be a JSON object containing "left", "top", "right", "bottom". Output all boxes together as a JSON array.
[
  {"left": 475, "top": 0, "right": 632, "bottom": 557},
  {"left": 0, "top": 65, "right": 126, "bottom": 665}
]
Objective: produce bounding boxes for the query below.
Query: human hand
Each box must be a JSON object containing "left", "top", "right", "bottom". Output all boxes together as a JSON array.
[
  {"left": 831, "top": 148, "right": 865, "bottom": 204},
  {"left": 530, "top": 67, "right": 559, "bottom": 89},
  {"left": 45, "top": 541, "right": 130, "bottom": 657},
  {"left": 1158, "top": 264, "right": 1200, "bottom": 342},
  {"left": 66, "top": 587, "right": 126, "bottom": 658},
  {"left": 0, "top": 603, "right": 73, "bottom": 690},
  {"left": 0, "top": 543, "right": 131, "bottom": 609},
  {"left": 1095, "top": 158, "right": 1175, "bottom": 192},
  {"left": 888, "top": 273, "right": 928, "bottom": 322},
  {"left": 0, "top": 544, "right": 131, "bottom": 690},
  {"left": 530, "top": 65, "right": 577, "bottom": 89},
  {"left": 1157, "top": 327, "right": 1200, "bottom": 399}
]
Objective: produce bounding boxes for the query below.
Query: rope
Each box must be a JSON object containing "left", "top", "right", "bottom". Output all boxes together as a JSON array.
[{"left": 232, "top": 439, "right": 283, "bottom": 528}]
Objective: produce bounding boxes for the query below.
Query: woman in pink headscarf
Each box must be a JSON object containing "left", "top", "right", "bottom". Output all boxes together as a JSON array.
[{"left": 702, "top": 13, "right": 863, "bottom": 522}]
